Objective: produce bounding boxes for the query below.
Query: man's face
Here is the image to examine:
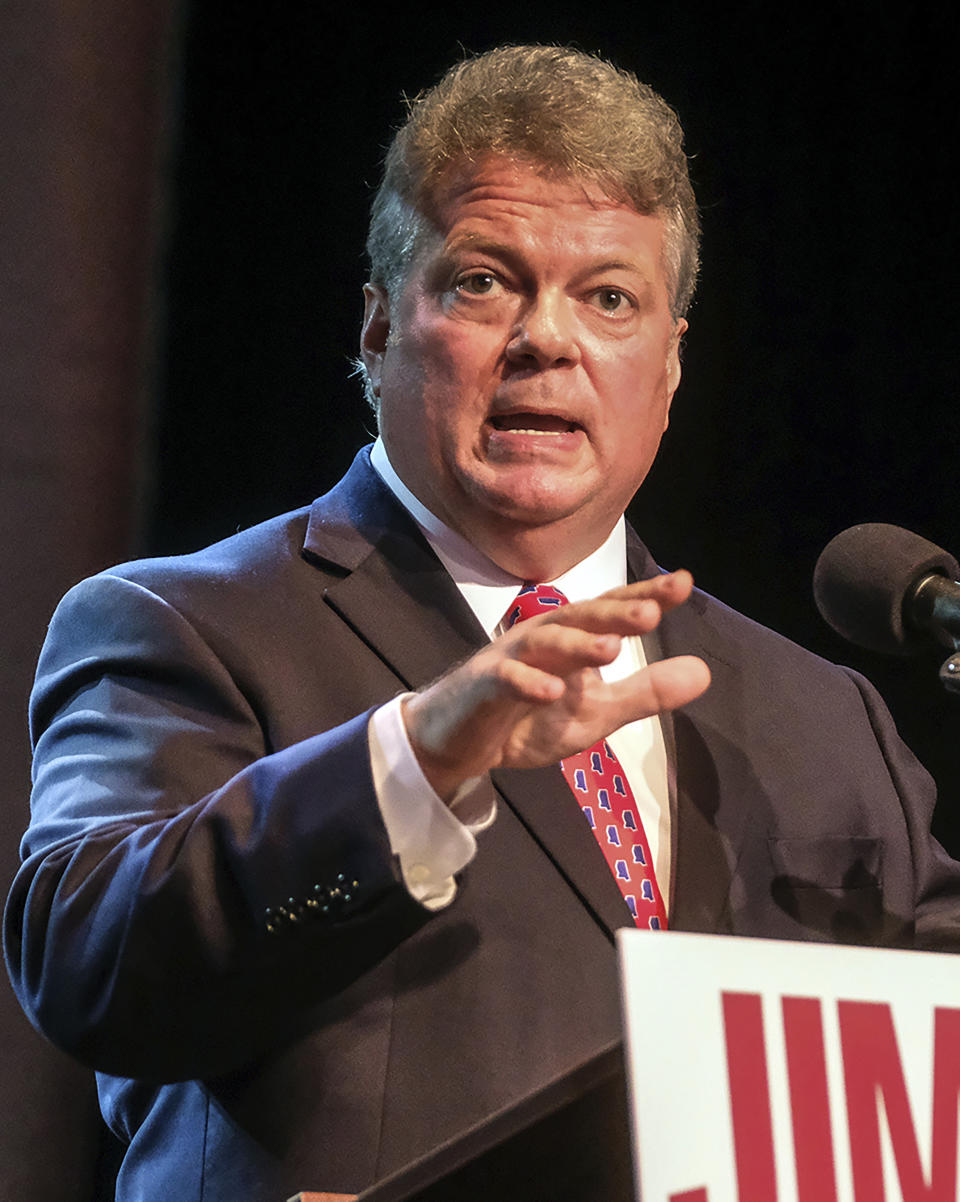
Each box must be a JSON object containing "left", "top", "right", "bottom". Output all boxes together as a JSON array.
[{"left": 361, "top": 157, "right": 686, "bottom": 576}]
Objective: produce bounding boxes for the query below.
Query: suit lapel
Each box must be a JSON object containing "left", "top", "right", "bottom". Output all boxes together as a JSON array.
[
  {"left": 322, "top": 533, "right": 485, "bottom": 692},
  {"left": 632, "top": 533, "right": 758, "bottom": 934},
  {"left": 303, "top": 451, "right": 487, "bottom": 691},
  {"left": 492, "top": 764, "right": 636, "bottom": 937}
]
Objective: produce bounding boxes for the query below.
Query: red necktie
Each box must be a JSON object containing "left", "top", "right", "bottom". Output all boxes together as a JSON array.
[{"left": 505, "top": 583, "right": 668, "bottom": 930}]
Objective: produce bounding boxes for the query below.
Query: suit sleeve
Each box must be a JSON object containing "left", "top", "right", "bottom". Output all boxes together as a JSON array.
[
  {"left": 845, "top": 668, "right": 960, "bottom": 951},
  {"left": 3, "top": 573, "right": 431, "bottom": 1083}
]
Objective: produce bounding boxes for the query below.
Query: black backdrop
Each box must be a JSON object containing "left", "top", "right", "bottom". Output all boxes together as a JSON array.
[{"left": 151, "top": 2, "right": 960, "bottom": 850}]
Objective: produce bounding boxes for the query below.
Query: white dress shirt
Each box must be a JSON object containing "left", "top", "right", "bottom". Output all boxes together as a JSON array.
[{"left": 366, "top": 438, "right": 671, "bottom": 913}]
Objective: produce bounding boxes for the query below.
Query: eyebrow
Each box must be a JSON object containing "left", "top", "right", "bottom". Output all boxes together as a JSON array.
[
  {"left": 443, "top": 236, "right": 655, "bottom": 281},
  {"left": 442, "top": 234, "right": 520, "bottom": 262},
  {"left": 581, "top": 259, "right": 654, "bottom": 278}
]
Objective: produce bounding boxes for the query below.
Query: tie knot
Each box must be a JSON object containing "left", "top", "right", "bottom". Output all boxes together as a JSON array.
[{"left": 505, "top": 583, "right": 569, "bottom": 629}]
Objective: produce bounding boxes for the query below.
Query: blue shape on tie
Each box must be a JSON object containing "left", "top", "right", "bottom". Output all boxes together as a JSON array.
[
  {"left": 606, "top": 825, "right": 620, "bottom": 847},
  {"left": 641, "top": 879, "right": 655, "bottom": 902},
  {"left": 597, "top": 789, "right": 612, "bottom": 811},
  {"left": 622, "top": 809, "right": 637, "bottom": 831},
  {"left": 582, "top": 806, "right": 595, "bottom": 829},
  {"left": 613, "top": 775, "right": 627, "bottom": 797},
  {"left": 573, "top": 768, "right": 588, "bottom": 793},
  {"left": 649, "top": 916, "right": 661, "bottom": 930},
  {"left": 625, "top": 895, "right": 637, "bottom": 918},
  {"left": 615, "top": 860, "right": 630, "bottom": 881},
  {"left": 602, "top": 740, "right": 615, "bottom": 760},
  {"left": 590, "top": 750, "right": 603, "bottom": 774},
  {"left": 632, "top": 845, "right": 647, "bottom": 866}
]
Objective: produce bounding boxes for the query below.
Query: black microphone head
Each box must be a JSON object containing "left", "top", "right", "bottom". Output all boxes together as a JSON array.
[{"left": 813, "top": 523, "right": 960, "bottom": 656}]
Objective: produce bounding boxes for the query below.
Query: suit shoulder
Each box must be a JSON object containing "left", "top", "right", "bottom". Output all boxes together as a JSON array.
[
  {"left": 47, "top": 506, "right": 340, "bottom": 653},
  {"left": 73, "top": 507, "right": 320, "bottom": 602},
  {"left": 690, "top": 586, "right": 856, "bottom": 686}
]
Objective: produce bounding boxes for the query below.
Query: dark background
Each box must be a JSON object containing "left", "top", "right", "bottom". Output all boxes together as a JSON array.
[{"left": 2, "top": 2, "right": 959, "bottom": 1197}]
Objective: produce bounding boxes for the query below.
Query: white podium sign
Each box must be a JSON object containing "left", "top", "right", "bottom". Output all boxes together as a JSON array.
[{"left": 618, "top": 930, "right": 960, "bottom": 1202}]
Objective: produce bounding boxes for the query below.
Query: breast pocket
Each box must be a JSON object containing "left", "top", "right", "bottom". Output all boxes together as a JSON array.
[{"left": 766, "top": 836, "right": 888, "bottom": 945}]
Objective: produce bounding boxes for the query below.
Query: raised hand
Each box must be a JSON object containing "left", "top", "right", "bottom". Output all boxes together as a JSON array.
[{"left": 403, "top": 571, "right": 711, "bottom": 800}]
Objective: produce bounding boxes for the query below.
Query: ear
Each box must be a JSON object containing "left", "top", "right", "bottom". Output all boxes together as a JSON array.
[
  {"left": 360, "top": 283, "right": 392, "bottom": 396},
  {"left": 663, "top": 317, "right": 688, "bottom": 427}
]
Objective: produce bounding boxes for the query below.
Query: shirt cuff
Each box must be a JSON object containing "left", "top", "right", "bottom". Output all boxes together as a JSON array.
[{"left": 368, "top": 694, "right": 495, "bottom": 910}]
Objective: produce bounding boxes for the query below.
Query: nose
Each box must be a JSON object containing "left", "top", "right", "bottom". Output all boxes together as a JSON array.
[{"left": 505, "top": 291, "right": 581, "bottom": 369}]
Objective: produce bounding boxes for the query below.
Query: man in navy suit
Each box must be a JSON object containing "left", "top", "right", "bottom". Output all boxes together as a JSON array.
[{"left": 6, "top": 44, "right": 960, "bottom": 1202}]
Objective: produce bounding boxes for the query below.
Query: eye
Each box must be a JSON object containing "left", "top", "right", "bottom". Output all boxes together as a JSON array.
[
  {"left": 590, "top": 287, "right": 633, "bottom": 313},
  {"left": 456, "top": 271, "right": 500, "bottom": 296}
]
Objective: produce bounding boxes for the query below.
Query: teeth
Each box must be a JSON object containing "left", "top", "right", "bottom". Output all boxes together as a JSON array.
[
  {"left": 508, "top": 428, "right": 567, "bottom": 435},
  {"left": 491, "top": 416, "right": 577, "bottom": 434}
]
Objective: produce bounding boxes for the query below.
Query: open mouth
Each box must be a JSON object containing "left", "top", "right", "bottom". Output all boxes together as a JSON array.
[{"left": 489, "top": 413, "right": 581, "bottom": 435}]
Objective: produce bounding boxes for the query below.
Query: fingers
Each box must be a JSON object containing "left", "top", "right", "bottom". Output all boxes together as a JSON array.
[
  {"left": 497, "top": 653, "right": 712, "bottom": 772},
  {"left": 497, "top": 657, "right": 568, "bottom": 703},
  {"left": 515, "top": 571, "right": 695, "bottom": 642},
  {"left": 505, "top": 623, "right": 623, "bottom": 676},
  {"left": 500, "top": 570, "right": 702, "bottom": 702},
  {"left": 600, "top": 569, "right": 693, "bottom": 608},
  {"left": 403, "top": 569, "right": 706, "bottom": 799},
  {"left": 607, "top": 655, "right": 712, "bottom": 723},
  {"left": 552, "top": 598, "right": 663, "bottom": 637}
]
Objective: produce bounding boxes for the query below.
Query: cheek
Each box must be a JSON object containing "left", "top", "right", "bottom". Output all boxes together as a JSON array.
[
  {"left": 398, "top": 340, "right": 484, "bottom": 458},
  {"left": 599, "top": 356, "right": 672, "bottom": 450},
  {"left": 420, "top": 328, "right": 502, "bottom": 410}
]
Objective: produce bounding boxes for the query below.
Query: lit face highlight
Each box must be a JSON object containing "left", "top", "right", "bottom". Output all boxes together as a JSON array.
[{"left": 361, "top": 158, "right": 686, "bottom": 577}]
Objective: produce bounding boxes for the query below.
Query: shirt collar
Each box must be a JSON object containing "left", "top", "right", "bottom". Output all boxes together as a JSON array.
[{"left": 371, "top": 437, "right": 626, "bottom": 637}]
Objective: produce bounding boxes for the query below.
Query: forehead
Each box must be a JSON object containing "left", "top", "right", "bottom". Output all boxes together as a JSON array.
[{"left": 421, "top": 156, "right": 667, "bottom": 273}]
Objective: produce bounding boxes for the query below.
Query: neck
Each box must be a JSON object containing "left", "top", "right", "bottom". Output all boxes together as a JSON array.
[{"left": 454, "top": 510, "right": 620, "bottom": 581}]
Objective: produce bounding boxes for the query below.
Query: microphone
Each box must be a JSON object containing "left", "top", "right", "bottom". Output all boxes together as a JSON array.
[{"left": 813, "top": 523, "right": 960, "bottom": 657}]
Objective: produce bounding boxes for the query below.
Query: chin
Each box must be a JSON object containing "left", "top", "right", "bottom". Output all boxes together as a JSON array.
[{"left": 470, "top": 478, "right": 596, "bottom": 529}]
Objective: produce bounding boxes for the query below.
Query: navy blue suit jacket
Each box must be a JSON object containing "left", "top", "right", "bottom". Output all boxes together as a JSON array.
[{"left": 6, "top": 448, "right": 960, "bottom": 1199}]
